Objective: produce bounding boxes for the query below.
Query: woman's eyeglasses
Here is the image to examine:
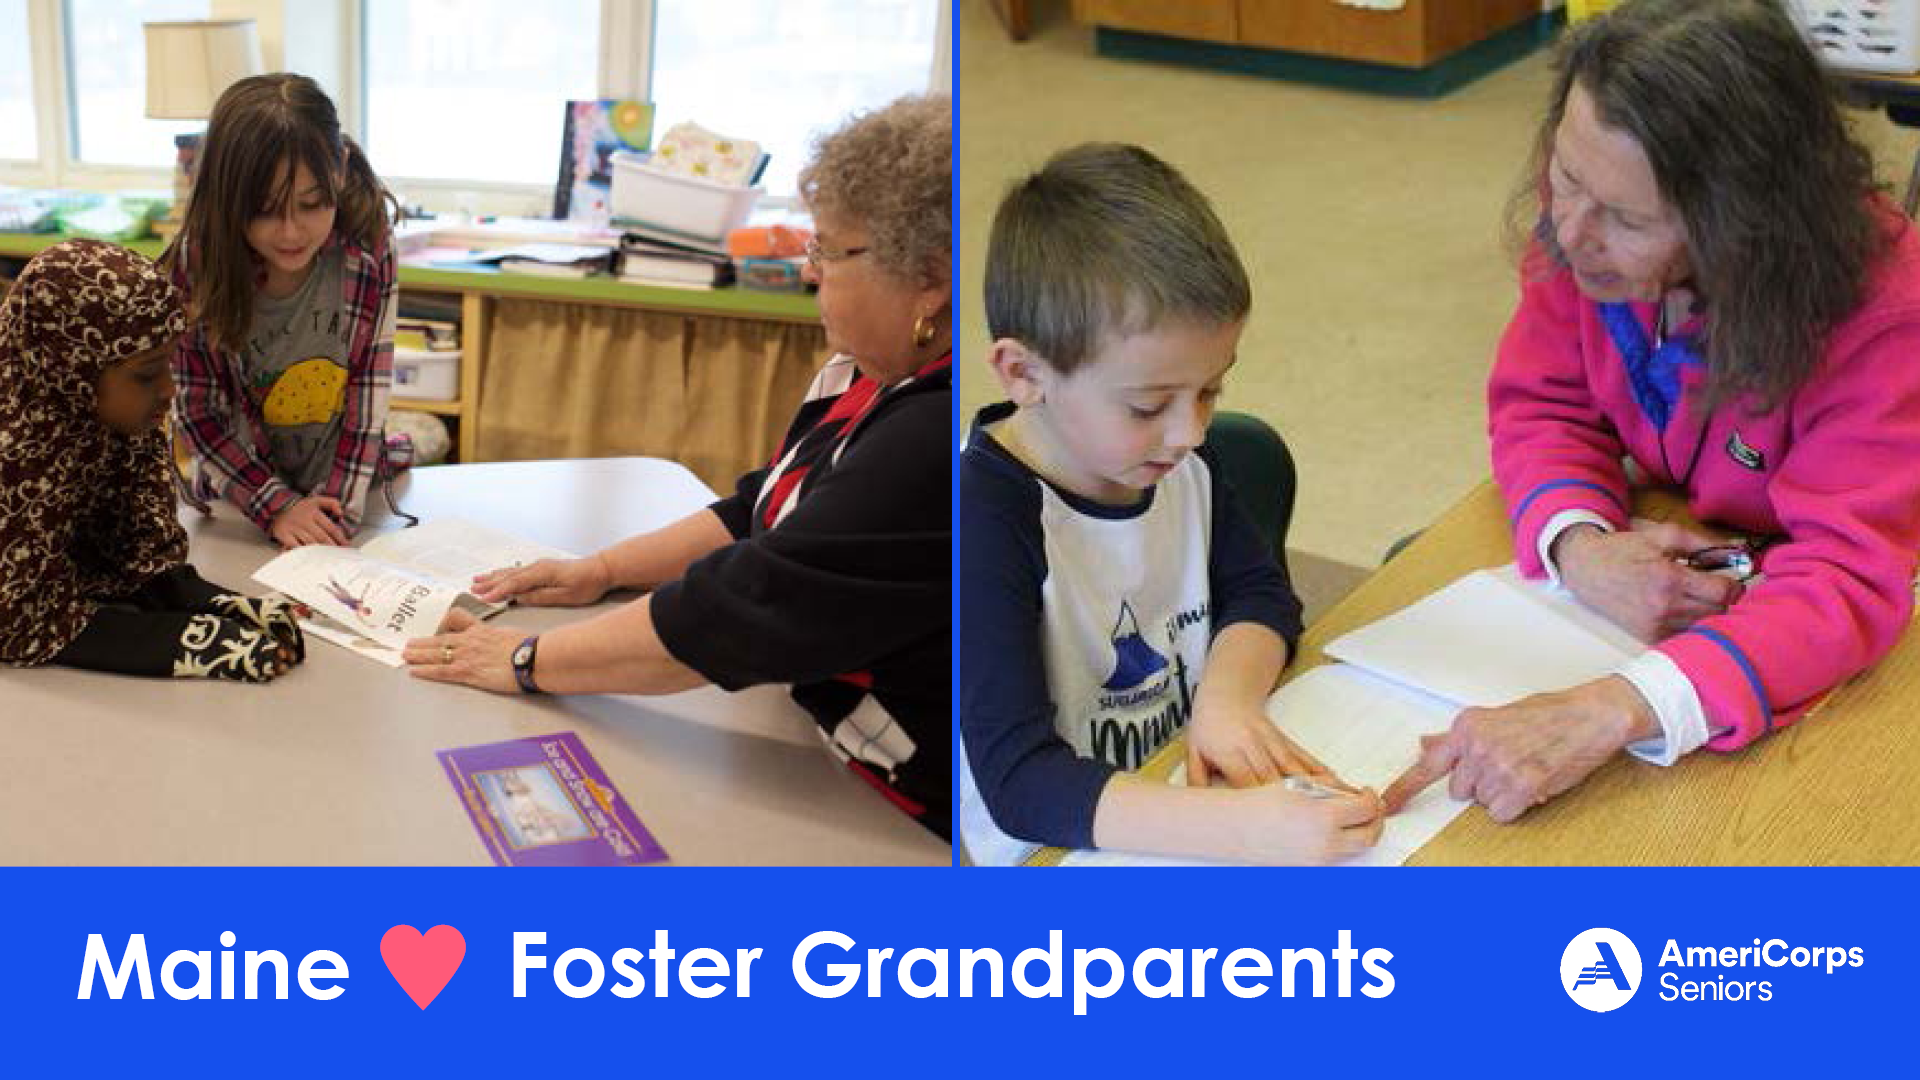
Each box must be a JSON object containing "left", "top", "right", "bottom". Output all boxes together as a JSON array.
[{"left": 803, "top": 238, "right": 871, "bottom": 268}]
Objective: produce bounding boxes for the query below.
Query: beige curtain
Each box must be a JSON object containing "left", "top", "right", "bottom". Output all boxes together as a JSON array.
[{"left": 476, "top": 298, "right": 827, "bottom": 493}]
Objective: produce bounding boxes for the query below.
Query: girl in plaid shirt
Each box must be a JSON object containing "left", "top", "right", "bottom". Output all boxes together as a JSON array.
[{"left": 163, "top": 73, "right": 399, "bottom": 549}]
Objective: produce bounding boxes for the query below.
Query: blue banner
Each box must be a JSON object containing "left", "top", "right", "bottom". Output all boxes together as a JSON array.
[{"left": 4, "top": 868, "right": 1905, "bottom": 1073}]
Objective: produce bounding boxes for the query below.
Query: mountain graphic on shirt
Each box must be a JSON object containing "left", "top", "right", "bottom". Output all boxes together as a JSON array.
[{"left": 1102, "top": 600, "right": 1169, "bottom": 692}]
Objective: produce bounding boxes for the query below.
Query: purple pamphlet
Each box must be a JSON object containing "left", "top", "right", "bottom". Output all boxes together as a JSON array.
[{"left": 438, "top": 733, "right": 667, "bottom": 867}]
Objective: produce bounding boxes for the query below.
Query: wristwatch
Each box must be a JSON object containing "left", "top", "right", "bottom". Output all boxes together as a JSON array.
[{"left": 511, "top": 635, "right": 544, "bottom": 694}]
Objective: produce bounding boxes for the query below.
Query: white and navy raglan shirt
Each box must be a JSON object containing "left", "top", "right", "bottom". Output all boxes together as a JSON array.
[{"left": 958, "top": 402, "right": 1303, "bottom": 866}]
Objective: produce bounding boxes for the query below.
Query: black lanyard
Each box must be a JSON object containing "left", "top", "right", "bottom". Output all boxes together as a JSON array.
[{"left": 1651, "top": 297, "right": 1714, "bottom": 489}]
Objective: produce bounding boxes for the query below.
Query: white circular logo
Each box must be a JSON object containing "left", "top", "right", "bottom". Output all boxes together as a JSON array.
[{"left": 1561, "top": 928, "right": 1643, "bottom": 1012}]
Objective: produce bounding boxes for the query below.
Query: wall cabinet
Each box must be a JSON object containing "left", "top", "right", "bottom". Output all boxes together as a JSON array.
[{"left": 1073, "top": 0, "right": 1543, "bottom": 70}]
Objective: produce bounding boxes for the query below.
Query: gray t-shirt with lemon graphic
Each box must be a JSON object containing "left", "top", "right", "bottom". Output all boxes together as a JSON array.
[{"left": 242, "top": 244, "right": 352, "bottom": 496}]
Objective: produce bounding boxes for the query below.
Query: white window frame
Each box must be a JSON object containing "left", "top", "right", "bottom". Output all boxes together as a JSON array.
[
  {"left": 4, "top": 0, "right": 77, "bottom": 189},
  {"left": 3, "top": 0, "right": 949, "bottom": 217}
]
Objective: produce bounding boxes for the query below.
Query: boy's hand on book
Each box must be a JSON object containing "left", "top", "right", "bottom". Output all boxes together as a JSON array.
[
  {"left": 1186, "top": 703, "right": 1330, "bottom": 789},
  {"left": 1555, "top": 523, "right": 1744, "bottom": 642},
  {"left": 471, "top": 555, "right": 612, "bottom": 607},
  {"left": 403, "top": 608, "right": 521, "bottom": 693},
  {"left": 1231, "top": 783, "right": 1384, "bottom": 865},
  {"left": 272, "top": 496, "right": 351, "bottom": 549}
]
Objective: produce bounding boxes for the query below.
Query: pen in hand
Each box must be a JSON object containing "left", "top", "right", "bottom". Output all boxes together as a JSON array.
[{"left": 1283, "top": 776, "right": 1350, "bottom": 799}]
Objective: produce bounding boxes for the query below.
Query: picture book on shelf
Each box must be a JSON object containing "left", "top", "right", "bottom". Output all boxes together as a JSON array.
[{"left": 553, "top": 99, "right": 656, "bottom": 226}]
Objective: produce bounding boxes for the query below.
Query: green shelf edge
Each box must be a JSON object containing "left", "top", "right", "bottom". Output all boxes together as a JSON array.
[
  {"left": 397, "top": 265, "right": 819, "bottom": 320},
  {"left": 0, "top": 234, "right": 818, "bottom": 322}
]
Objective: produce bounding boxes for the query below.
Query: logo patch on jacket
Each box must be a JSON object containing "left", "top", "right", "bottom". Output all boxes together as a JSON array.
[{"left": 1725, "top": 431, "right": 1765, "bottom": 471}]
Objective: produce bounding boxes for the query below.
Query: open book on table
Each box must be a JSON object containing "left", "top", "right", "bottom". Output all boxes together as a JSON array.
[
  {"left": 252, "top": 518, "right": 576, "bottom": 667},
  {"left": 1056, "top": 565, "right": 1645, "bottom": 867}
]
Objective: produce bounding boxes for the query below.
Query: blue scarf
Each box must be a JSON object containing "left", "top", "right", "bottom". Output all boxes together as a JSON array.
[{"left": 1599, "top": 301, "right": 1704, "bottom": 432}]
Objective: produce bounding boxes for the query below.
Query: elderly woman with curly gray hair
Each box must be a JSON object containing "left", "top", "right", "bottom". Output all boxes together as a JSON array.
[{"left": 405, "top": 94, "right": 953, "bottom": 842}]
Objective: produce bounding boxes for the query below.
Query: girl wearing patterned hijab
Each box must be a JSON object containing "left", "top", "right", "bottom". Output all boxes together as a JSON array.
[{"left": 0, "top": 239, "right": 305, "bottom": 681}]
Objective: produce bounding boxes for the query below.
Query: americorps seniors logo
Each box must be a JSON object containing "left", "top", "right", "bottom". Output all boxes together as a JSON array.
[{"left": 1561, "top": 928, "right": 1643, "bottom": 1012}]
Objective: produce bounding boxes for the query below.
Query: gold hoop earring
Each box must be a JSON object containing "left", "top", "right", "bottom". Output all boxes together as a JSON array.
[{"left": 913, "top": 315, "right": 938, "bottom": 348}]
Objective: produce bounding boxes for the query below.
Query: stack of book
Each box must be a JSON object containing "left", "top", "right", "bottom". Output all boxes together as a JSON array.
[
  {"left": 483, "top": 242, "right": 615, "bottom": 280},
  {"left": 615, "top": 233, "right": 735, "bottom": 290},
  {"left": 395, "top": 316, "right": 459, "bottom": 353}
]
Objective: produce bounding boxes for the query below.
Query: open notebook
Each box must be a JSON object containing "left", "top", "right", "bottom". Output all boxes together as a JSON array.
[{"left": 1056, "top": 565, "right": 1646, "bottom": 867}]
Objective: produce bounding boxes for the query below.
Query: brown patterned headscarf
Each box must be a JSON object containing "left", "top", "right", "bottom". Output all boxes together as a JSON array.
[{"left": 0, "top": 240, "right": 190, "bottom": 664}]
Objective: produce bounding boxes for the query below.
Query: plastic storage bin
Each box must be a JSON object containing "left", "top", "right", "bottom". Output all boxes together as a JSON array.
[
  {"left": 393, "top": 347, "right": 460, "bottom": 401},
  {"left": 610, "top": 151, "right": 762, "bottom": 248},
  {"left": 1792, "top": 0, "right": 1920, "bottom": 74}
]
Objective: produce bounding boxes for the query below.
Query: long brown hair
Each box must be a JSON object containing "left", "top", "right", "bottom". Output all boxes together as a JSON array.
[
  {"left": 163, "top": 73, "right": 396, "bottom": 353},
  {"left": 1508, "top": 0, "right": 1892, "bottom": 411}
]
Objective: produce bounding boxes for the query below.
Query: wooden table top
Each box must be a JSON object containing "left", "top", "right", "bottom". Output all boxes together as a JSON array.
[{"left": 1035, "top": 480, "right": 1920, "bottom": 865}]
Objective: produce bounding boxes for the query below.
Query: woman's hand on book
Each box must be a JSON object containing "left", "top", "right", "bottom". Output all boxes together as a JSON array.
[
  {"left": 403, "top": 608, "right": 520, "bottom": 693},
  {"left": 470, "top": 555, "right": 612, "bottom": 607},
  {"left": 1381, "top": 677, "right": 1659, "bottom": 822}
]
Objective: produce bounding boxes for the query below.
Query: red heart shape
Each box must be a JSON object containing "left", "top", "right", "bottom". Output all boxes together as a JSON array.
[{"left": 381, "top": 924, "right": 466, "bottom": 1009}]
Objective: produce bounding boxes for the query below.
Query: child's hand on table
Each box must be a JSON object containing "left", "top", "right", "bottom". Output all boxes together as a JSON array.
[
  {"left": 270, "top": 496, "right": 350, "bottom": 548},
  {"left": 171, "top": 615, "right": 299, "bottom": 682},
  {"left": 201, "top": 592, "right": 309, "bottom": 662}
]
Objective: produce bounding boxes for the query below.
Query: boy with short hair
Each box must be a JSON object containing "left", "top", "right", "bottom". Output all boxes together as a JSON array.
[{"left": 959, "top": 143, "right": 1383, "bottom": 866}]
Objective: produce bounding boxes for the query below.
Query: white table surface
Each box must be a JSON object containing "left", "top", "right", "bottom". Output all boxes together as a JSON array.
[{"left": 0, "top": 458, "right": 949, "bottom": 866}]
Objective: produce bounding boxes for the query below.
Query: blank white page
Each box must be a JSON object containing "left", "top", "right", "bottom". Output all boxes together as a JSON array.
[
  {"left": 361, "top": 517, "right": 577, "bottom": 586},
  {"left": 1324, "top": 565, "right": 1640, "bottom": 709}
]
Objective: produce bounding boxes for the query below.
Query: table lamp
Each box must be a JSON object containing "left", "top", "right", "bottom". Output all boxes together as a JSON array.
[{"left": 144, "top": 19, "right": 263, "bottom": 238}]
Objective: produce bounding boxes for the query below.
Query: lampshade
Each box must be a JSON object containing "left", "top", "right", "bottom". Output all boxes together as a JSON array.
[{"left": 144, "top": 20, "right": 264, "bottom": 120}]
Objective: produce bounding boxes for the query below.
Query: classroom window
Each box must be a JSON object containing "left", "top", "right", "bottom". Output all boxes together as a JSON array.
[
  {"left": 0, "top": 0, "right": 35, "bottom": 161},
  {"left": 649, "top": 0, "right": 940, "bottom": 199},
  {"left": 361, "top": 0, "right": 600, "bottom": 188},
  {"left": 65, "top": 0, "right": 210, "bottom": 167}
]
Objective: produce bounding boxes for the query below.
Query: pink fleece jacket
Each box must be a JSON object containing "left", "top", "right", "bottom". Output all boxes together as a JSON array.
[{"left": 1489, "top": 218, "right": 1920, "bottom": 751}]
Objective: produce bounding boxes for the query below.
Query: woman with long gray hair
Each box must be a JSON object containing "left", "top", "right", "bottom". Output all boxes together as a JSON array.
[{"left": 1387, "top": 0, "right": 1920, "bottom": 821}]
